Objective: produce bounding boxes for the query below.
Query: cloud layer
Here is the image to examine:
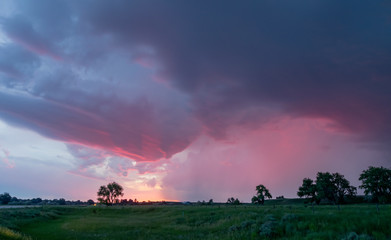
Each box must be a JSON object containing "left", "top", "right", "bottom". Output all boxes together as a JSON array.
[{"left": 0, "top": 0, "right": 391, "bottom": 200}]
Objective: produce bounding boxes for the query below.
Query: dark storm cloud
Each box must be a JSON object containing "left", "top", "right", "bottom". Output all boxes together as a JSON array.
[
  {"left": 2, "top": 16, "right": 60, "bottom": 59},
  {"left": 0, "top": 0, "right": 391, "bottom": 163},
  {"left": 1, "top": 0, "right": 73, "bottom": 59},
  {"left": 0, "top": 89, "right": 199, "bottom": 161},
  {"left": 0, "top": 45, "right": 39, "bottom": 83},
  {"left": 78, "top": 0, "right": 391, "bottom": 143}
]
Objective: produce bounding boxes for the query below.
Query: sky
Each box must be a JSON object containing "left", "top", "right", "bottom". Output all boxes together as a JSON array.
[{"left": 0, "top": 0, "right": 390, "bottom": 202}]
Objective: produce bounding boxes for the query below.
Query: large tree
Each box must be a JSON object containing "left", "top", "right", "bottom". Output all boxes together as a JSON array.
[
  {"left": 0, "top": 192, "right": 11, "bottom": 205},
  {"left": 359, "top": 166, "right": 391, "bottom": 203},
  {"left": 332, "top": 172, "right": 357, "bottom": 203},
  {"left": 97, "top": 182, "right": 124, "bottom": 205},
  {"left": 315, "top": 172, "right": 336, "bottom": 203},
  {"left": 298, "top": 172, "right": 356, "bottom": 205},
  {"left": 316, "top": 172, "right": 356, "bottom": 204},
  {"left": 297, "top": 178, "right": 318, "bottom": 204},
  {"left": 252, "top": 184, "right": 272, "bottom": 205}
]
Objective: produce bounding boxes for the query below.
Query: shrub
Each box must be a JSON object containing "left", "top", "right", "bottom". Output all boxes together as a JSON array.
[
  {"left": 281, "top": 213, "right": 298, "bottom": 222},
  {"left": 240, "top": 220, "right": 255, "bottom": 229},
  {"left": 343, "top": 232, "right": 359, "bottom": 240},
  {"left": 228, "top": 225, "right": 239, "bottom": 232},
  {"left": 259, "top": 214, "right": 278, "bottom": 238}
]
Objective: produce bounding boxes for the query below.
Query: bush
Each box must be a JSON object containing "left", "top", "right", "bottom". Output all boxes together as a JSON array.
[
  {"left": 240, "top": 220, "right": 255, "bottom": 229},
  {"left": 259, "top": 214, "right": 278, "bottom": 238},
  {"left": 281, "top": 213, "right": 298, "bottom": 222}
]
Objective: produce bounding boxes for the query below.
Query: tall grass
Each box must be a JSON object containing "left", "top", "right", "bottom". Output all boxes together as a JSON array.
[
  {"left": 0, "top": 226, "right": 31, "bottom": 240},
  {"left": 1, "top": 204, "right": 390, "bottom": 239}
]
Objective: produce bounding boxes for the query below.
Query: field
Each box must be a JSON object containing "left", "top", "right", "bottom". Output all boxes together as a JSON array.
[{"left": 0, "top": 202, "right": 390, "bottom": 240}]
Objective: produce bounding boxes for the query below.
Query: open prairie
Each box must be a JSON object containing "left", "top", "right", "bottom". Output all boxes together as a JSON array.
[{"left": 0, "top": 203, "right": 390, "bottom": 240}]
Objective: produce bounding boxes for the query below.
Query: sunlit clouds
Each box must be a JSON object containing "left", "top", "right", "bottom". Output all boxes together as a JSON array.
[
  {"left": 162, "top": 118, "right": 387, "bottom": 202},
  {"left": 0, "top": 0, "right": 391, "bottom": 201}
]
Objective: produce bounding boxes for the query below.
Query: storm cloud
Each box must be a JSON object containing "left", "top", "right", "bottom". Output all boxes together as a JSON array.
[
  {"left": 75, "top": 0, "right": 391, "bottom": 142},
  {"left": 0, "top": 1, "right": 390, "bottom": 170}
]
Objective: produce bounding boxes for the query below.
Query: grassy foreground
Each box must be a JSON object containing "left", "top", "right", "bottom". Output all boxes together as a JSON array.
[{"left": 0, "top": 204, "right": 390, "bottom": 240}]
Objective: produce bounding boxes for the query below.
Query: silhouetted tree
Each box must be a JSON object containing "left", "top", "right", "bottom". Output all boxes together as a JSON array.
[
  {"left": 298, "top": 172, "right": 356, "bottom": 206},
  {"left": 87, "top": 199, "right": 95, "bottom": 205},
  {"left": 333, "top": 173, "right": 357, "bottom": 204},
  {"left": 58, "top": 198, "right": 66, "bottom": 205},
  {"left": 0, "top": 192, "right": 11, "bottom": 205},
  {"left": 316, "top": 172, "right": 356, "bottom": 205},
  {"left": 252, "top": 184, "right": 272, "bottom": 205},
  {"left": 359, "top": 166, "right": 391, "bottom": 203},
  {"left": 10, "top": 197, "right": 18, "bottom": 204},
  {"left": 97, "top": 182, "right": 124, "bottom": 205},
  {"left": 297, "top": 178, "right": 318, "bottom": 204},
  {"left": 227, "top": 197, "right": 241, "bottom": 205},
  {"left": 31, "top": 198, "right": 42, "bottom": 204},
  {"left": 316, "top": 172, "right": 336, "bottom": 203}
]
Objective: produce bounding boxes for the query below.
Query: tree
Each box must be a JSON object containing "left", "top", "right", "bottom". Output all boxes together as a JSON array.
[
  {"left": 298, "top": 172, "right": 357, "bottom": 205},
  {"left": 297, "top": 178, "right": 318, "bottom": 204},
  {"left": 315, "top": 172, "right": 356, "bottom": 205},
  {"left": 359, "top": 166, "right": 391, "bottom": 203},
  {"left": 226, "top": 197, "right": 240, "bottom": 205},
  {"left": 97, "top": 182, "right": 124, "bottom": 205},
  {"left": 87, "top": 199, "right": 95, "bottom": 205},
  {"left": 315, "top": 172, "right": 336, "bottom": 203},
  {"left": 10, "top": 197, "right": 18, "bottom": 204},
  {"left": 332, "top": 173, "right": 357, "bottom": 203},
  {"left": 31, "top": 198, "right": 42, "bottom": 204},
  {"left": 0, "top": 192, "right": 11, "bottom": 205},
  {"left": 252, "top": 184, "right": 272, "bottom": 205},
  {"left": 58, "top": 198, "right": 66, "bottom": 205}
]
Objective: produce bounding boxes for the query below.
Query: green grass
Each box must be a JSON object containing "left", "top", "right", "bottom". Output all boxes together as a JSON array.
[
  {"left": 1, "top": 204, "right": 390, "bottom": 239},
  {"left": 0, "top": 226, "right": 32, "bottom": 240}
]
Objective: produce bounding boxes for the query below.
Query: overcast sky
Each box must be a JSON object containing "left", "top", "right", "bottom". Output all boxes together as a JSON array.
[{"left": 0, "top": 0, "right": 390, "bottom": 202}]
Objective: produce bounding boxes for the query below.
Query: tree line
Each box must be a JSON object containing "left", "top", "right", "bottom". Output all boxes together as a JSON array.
[
  {"left": 297, "top": 166, "right": 391, "bottom": 205},
  {"left": 2, "top": 166, "right": 389, "bottom": 206},
  {"left": 0, "top": 193, "right": 95, "bottom": 206},
  {"left": 248, "top": 166, "right": 391, "bottom": 206},
  {"left": 95, "top": 166, "right": 391, "bottom": 206}
]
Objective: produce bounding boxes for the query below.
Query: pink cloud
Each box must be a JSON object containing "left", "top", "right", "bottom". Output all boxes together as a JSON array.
[
  {"left": 146, "top": 178, "right": 157, "bottom": 188},
  {"left": 2, "top": 15, "right": 63, "bottom": 60},
  {"left": 65, "top": 143, "right": 170, "bottom": 181},
  {"left": 0, "top": 146, "right": 14, "bottom": 168},
  {"left": 162, "top": 117, "right": 388, "bottom": 202},
  {"left": 9, "top": 35, "right": 62, "bottom": 60},
  {"left": 0, "top": 89, "right": 200, "bottom": 162}
]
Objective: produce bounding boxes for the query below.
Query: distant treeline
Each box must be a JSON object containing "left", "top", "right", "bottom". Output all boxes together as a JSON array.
[
  {"left": 0, "top": 194, "right": 95, "bottom": 206},
  {"left": 1, "top": 166, "right": 390, "bottom": 206},
  {"left": 296, "top": 166, "right": 391, "bottom": 205},
  {"left": 0, "top": 194, "right": 183, "bottom": 206}
]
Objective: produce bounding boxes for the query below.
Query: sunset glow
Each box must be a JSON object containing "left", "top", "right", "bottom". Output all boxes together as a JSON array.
[{"left": 0, "top": 0, "right": 390, "bottom": 202}]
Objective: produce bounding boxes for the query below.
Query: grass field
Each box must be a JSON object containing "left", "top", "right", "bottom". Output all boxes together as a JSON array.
[{"left": 0, "top": 203, "right": 390, "bottom": 240}]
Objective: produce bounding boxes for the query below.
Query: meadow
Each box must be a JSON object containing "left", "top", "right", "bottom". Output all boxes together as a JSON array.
[{"left": 0, "top": 202, "right": 390, "bottom": 240}]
